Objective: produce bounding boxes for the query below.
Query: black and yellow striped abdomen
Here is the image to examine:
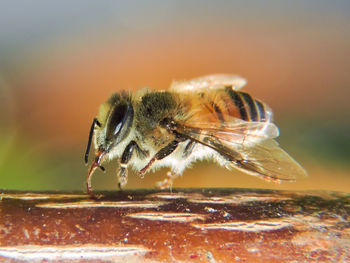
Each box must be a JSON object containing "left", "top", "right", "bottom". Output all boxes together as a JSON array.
[
  {"left": 177, "top": 86, "right": 273, "bottom": 126},
  {"left": 225, "top": 87, "right": 271, "bottom": 122}
]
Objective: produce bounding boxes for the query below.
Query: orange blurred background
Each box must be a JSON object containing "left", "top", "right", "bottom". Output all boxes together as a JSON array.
[{"left": 1, "top": 1, "right": 349, "bottom": 192}]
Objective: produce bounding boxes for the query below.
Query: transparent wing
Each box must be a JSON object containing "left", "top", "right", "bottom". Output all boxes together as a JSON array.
[
  {"left": 170, "top": 74, "right": 247, "bottom": 92},
  {"left": 179, "top": 120, "right": 280, "bottom": 145},
  {"left": 225, "top": 139, "right": 307, "bottom": 182},
  {"left": 176, "top": 119, "right": 307, "bottom": 182}
]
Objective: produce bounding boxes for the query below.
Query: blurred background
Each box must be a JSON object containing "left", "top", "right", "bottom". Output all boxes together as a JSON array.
[{"left": 0, "top": 0, "right": 349, "bottom": 192}]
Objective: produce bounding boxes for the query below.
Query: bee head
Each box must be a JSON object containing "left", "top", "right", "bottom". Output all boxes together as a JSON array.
[
  {"left": 84, "top": 93, "right": 133, "bottom": 165},
  {"left": 84, "top": 93, "right": 133, "bottom": 195}
]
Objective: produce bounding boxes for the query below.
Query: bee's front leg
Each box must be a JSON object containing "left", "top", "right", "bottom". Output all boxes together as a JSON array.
[{"left": 118, "top": 141, "right": 141, "bottom": 188}]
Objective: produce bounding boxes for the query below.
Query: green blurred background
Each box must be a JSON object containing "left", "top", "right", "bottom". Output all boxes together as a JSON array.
[{"left": 1, "top": 1, "right": 349, "bottom": 192}]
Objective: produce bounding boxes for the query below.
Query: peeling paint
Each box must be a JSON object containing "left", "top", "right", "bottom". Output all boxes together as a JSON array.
[
  {"left": 0, "top": 245, "right": 150, "bottom": 262},
  {"left": 126, "top": 212, "right": 206, "bottom": 222},
  {"left": 192, "top": 219, "right": 292, "bottom": 231},
  {"left": 0, "top": 193, "right": 88, "bottom": 200},
  {"left": 147, "top": 192, "right": 203, "bottom": 200},
  {"left": 188, "top": 193, "right": 291, "bottom": 204},
  {"left": 23, "top": 229, "right": 30, "bottom": 239},
  {"left": 36, "top": 200, "right": 168, "bottom": 209}
]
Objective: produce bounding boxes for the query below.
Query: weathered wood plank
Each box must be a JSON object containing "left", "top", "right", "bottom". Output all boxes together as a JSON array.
[{"left": 0, "top": 188, "right": 349, "bottom": 262}]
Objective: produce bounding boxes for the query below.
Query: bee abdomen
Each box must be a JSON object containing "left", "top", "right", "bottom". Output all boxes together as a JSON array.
[
  {"left": 254, "top": 99, "right": 267, "bottom": 121},
  {"left": 225, "top": 87, "right": 269, "bottom": 122}
]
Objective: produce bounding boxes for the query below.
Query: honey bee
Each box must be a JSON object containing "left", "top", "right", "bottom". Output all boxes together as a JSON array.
[{"left": 84, "top": 74, "right": 306, "bottom": 195}]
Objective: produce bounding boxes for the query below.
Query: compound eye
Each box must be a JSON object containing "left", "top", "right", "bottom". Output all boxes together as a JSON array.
[{"left": 107, "top": 104, "right": 128, "bottom": 138}]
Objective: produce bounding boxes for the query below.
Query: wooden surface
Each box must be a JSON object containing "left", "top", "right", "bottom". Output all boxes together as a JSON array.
[{"left": 0, "top": 188, "right": 349, "bottom": 262}]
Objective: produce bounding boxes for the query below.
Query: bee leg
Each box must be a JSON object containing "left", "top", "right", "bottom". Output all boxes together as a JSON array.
[
  {"left": 182, "top": 140, "right": 196, "bottom": 158},
  {"left": 118, "top": 141, "right": 141, "bottom": 188},
  {"left": 139, "top": 140, "right": 180, "bottom": 177},
  {"left": 156, "top": 171, "right": 180, "bottom": 191},
  {"left": 118, "top": 164, "right": 128, "bottom": 189}
]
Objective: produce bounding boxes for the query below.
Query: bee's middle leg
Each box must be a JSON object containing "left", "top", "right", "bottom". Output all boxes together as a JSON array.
[
  {"left": 153, "top": 140, "right": 195, "bottom": 189},
  {"left": 119, "top": 141, "right": 142, "bottom": 188},
  {"left": 139, "top": 139, "right": 180, "bottom": 177}
]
